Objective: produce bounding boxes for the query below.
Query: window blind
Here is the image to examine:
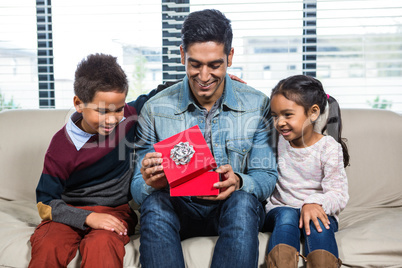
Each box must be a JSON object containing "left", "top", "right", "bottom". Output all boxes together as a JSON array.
[
  {"left": 316, "top": 0, "right": 402, "bottom": 113},
  {"left": 50, "top": 0, "right": 163, "bottom": 109},
  {"left": 180, "top": 0, "right": 402, "bottom": 113},
  {"left": 0, "top": 1, "right": 38, "bottom": 110},
  {"left": 37, "top": 0, "right": 55, "bottom": 108},
  {"left": 0, "top": 0, "right": 401, "bottom": 113}
]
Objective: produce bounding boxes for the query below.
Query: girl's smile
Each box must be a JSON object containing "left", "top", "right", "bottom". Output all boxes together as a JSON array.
[{"left": 271, "top": 94, "right": 321, "bottom": 148}]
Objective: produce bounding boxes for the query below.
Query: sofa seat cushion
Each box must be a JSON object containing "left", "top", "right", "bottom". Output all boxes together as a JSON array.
[
  {"left": 0, "top": 199, "right": 40, "bottom": 267},
  {"left": 0, "top": 198, "right": 285, "bottom": 267},
  {"left": 0, "top": 199, "right": 140, "bottom": 268},
  {"left": 3, "top": 199, "right": 402, "bottom": 267},
  {"left": 337, "top": 206, "right": 402, "bottom": 267},
  {"left": 181, "top": 233, "right": 274, "bottom": 268}
]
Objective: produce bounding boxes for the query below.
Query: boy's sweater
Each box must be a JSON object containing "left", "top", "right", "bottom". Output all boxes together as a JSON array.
[{"left": 35, "top": 89, "right": 161, "bottom": 230}]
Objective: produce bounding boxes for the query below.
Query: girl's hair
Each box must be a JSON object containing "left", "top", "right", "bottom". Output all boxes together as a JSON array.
[{"left": 271, "top": 75, "right": 350, "bottom": 167}]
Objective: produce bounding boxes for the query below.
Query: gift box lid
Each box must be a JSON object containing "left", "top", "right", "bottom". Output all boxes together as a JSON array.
[{"left": 153, "top": 125, "right": 217, "bottom": 188}]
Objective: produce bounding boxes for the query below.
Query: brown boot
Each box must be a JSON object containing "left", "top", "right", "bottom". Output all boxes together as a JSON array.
[
  {"left": 306, "top": 249, "right": 342, "bottom": 268},
  {"left": 265, "top": 244, "right": 299, "bottom": 268}
]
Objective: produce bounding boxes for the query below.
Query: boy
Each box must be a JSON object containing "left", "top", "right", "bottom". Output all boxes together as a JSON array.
[{"left": 29, "top": 53, "right": 166, "bottom": 267}]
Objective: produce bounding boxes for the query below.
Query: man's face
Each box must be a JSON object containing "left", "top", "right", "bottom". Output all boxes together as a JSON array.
[{"left": 180, "top": 41, "right": 234, "bottom": 109}]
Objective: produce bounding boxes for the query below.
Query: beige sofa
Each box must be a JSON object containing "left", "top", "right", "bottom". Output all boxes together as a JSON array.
[{"left": 0, "top": 108, "right": 401, "bottom": 268}]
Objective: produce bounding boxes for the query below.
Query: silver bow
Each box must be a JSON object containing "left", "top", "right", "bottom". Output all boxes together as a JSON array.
[{"left": 170, "top": 142, "right": 195, "bottom": 165}]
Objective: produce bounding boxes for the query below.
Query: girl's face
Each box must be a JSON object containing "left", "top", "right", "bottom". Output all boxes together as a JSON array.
[{"left": 270, "top": 94, "right": 316, "bottom": 148}]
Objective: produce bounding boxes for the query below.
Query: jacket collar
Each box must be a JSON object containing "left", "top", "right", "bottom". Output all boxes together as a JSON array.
[{"left": 177, "top": 74, "right": 244, "bottom": 114}]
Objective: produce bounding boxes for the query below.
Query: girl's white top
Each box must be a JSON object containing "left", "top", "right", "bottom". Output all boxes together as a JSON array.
[{"left": 266, "top": 135, "right": 349, "bottom": 221}]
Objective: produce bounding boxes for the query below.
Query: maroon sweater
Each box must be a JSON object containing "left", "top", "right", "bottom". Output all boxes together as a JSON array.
[{"left": 36, "top": 91, "right": 157, "bottom": 230}]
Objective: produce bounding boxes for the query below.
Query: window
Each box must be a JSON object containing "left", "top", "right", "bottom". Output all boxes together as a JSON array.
[
  {"left": 0, "top": 0, "right": 401, "bottom": 113},
  {"left": 51, "top": 0, "right": 162, "bottom": 109},
  {"left": 0, "top": 1, "right": 37, "bottom": 110},
  {"left": 316, "top": 0, "right": 402, "bottom": 112},
  {"left": 188, "top": 0, "right": 402, "bottom": 113},
  {"left": 263, "top": 65, "right": 272, "bottom": 80}
]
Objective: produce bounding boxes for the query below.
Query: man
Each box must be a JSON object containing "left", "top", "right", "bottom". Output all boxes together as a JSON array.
[{"left": 131, "top": 9, "right": 278, "bottom": 268}]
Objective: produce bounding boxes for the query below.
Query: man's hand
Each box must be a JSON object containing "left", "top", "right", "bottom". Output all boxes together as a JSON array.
[
  {"left": 85, "top": 212, "right": 127, "bottom": 235},
  {"left": 141, "top": 152, "right": 168, "bottom": 189},
  {"left": 199, "top": 164, "right": 241, "bottom": 201},
  {"left": 299, "top": 203, "right": 330, "bottom": 235}
]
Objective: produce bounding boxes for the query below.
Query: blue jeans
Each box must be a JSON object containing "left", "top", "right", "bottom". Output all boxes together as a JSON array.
[
  {"left": 263, "top": 207, "right": 339, "bottom": 257},
  {"left": 139, "top": 190, "right": 265, "bottom": 268}
]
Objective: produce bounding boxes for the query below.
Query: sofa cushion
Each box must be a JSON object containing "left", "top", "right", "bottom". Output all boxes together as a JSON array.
[
  {"left": 342, "top": 109, "right": 402, "bottom": 209},
  {"left": 0, "top": 199, "right": 40, "bottom": 267},
  {"left": 1, "top": 108, "right": 401, "bottom": 268},
  {"left": 337, "top": 207, "right": 402, "bottom": 267},
  {"left": 0, "top": 109, "right": 73, "bottom": 202}
]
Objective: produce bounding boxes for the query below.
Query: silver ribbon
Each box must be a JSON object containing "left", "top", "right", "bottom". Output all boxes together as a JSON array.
[{"left": 170, "top": 141, "right": 195, "bottom": 165}]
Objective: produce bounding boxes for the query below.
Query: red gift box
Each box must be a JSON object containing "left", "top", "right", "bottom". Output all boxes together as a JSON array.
[
  {"left": 153, "top": 125, "right": 217, "bottom": 189},
  {"left": 170, "top": 171, "right": 220, "bottom": 197}
]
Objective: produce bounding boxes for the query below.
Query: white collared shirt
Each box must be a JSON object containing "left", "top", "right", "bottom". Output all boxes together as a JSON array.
[
  {"left": 65, "top": 113, "right": 95, "bottom": 151},
  {"left": 65, "top": 113, "right": 127, "bottom": 151}
]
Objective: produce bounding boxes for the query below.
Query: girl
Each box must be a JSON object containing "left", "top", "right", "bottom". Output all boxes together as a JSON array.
[{"left": 264, "top": 75, "right": 349, "bottom": 268}]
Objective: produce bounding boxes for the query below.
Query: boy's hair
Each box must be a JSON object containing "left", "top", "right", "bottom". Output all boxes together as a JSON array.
[
  {"left": 181, "top": 9, "right": 233, "bottom": 56},
  {"left": 74, "top": 53, "right": 128, "bottom": 103},
  {"left": 271, "top": 74, "right": 350, "bottom": 167}
]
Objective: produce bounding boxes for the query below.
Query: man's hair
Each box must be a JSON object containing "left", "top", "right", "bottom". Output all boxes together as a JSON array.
[
  {"left": 74, "top": 53, "right": 128, "bottom": 103},
  {"left": 181, "top": 9, "right": 233, "bottom": 55}
]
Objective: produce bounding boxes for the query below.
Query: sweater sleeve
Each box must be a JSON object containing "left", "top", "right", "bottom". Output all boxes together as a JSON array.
[
  {"left": 36, "top": 144, "right": 92, "bottom": 230},
  {"left": 235, "top": 97, "right": 278, "bottom": 202},
  {"left": 303, "top": 141, "right": 349, "bottom": 216}
]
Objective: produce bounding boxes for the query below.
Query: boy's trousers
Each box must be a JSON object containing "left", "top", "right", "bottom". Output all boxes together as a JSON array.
[{"left": 28, "top": 203, "right": 137, "bottom": 268}]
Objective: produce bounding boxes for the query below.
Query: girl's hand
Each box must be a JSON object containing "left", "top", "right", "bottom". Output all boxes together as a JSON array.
[
  {"left": 85, "top": 212, "right": 127, "bottom": 235},
  {"left": 299, "top": 203, "right": 330, "bottom": 235}
]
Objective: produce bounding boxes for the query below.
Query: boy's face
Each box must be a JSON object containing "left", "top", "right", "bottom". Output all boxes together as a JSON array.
[
  {"left": 180, "top": 41, "right": 234, "bottom": 109},
  {"left": 74, "top": 90, "right": 126, "bottom": 136}
]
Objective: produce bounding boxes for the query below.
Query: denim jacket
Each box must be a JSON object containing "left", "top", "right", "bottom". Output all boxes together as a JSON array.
[{"left": 131, "top": 74, "right": 278, "bottom": 205}]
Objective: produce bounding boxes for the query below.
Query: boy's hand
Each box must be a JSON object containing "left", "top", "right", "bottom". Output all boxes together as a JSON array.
[
  {"left": 299, "top": 203, "right": 330, "bottom": 235},
  {"left": 141, "top": 152, "right": 168, "bottom": 189},
  {"left": 198, "top": 164, "right": 241, "bottom": 201},
  {"left": 85, "top": 212, "right": 127, "bottom": 235}
]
